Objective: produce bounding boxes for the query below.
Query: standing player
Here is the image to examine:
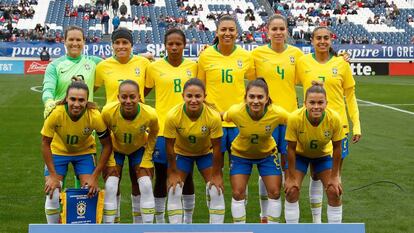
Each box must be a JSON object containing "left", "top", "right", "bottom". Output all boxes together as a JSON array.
[
  {"left": 198, "top": 14, "right": 255, "bottom": 160},
  {"left": 95, "top": 27, "right": 150, "bottom": 105},
  {"left": 42, "top": 25, "right": 103, "bottom": 197},
  {"left": 251, "top": 14, "right": 304, "bottom": 223},
  {"left": 164, "top": 78, "right": 225, "bottom": 224},
  {"left": 296, "top": 26, "right": 361, "bottom": 223},
  {"left": 145, "top": 28, "right": 198, "bottom": 223},
  {"left": 284, "top": 83, "right": 344, "bottom": 223},
  {"left": 101, "top": 80, "right": 159, "bottom": 224},
  {"left": 223, "top": 79, "right": 290, "bottom": 223},
  {"left": 43, "top": 26, "right": 102, "bottom": 116},
  {"left": 41, "top": 79, "right": 112, "bottom": 223},
  {"left": 95, "top": 27, "right": 151, "bottom": 223}
]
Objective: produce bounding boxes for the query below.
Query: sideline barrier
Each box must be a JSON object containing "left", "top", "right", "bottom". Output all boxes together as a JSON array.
[{"left": 29, "top": 223, "right": 365, "bottom": 233}]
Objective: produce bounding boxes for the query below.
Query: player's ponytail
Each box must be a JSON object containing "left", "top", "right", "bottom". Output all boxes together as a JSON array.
[
  {"left": 305, "top": 80, "right": 327, "bottom": 100},
  {"left": 245, "top": 78, "right": 272, "bottom": 107},
  {"left": 57, "top": 78, "right": 97, "bottom": 109}
]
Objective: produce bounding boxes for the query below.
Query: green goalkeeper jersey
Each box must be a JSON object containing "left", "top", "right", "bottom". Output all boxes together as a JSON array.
[{"left": 42, "top": 55, "right": 102, "bottom": 103}]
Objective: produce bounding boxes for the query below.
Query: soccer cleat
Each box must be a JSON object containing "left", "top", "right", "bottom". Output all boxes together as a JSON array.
[{"left": 261, "top": 217, "right": 268, "bottom": 223}]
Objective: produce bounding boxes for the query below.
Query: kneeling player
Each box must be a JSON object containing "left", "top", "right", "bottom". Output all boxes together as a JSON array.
[
  {"left": 41, "top": 79, "right": 112, "bottom": 223},
  {"left": 165, "top": 78, "right": 225, "bottom": 224},
  {"left": 284, "top": 82, "right": 344, "bottom": 223},
  {"left": 101, "top": 80, "right": 159, "bottom": 223}
]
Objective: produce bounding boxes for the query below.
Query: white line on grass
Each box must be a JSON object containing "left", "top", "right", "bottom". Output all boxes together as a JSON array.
[{"left": 357, "top": 99, "right": 414, "bottom": 116}]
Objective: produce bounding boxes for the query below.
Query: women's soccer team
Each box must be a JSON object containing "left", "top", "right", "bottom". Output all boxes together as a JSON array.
[{"left": 41, "top": 13, "right": 361, "bottom": 224}]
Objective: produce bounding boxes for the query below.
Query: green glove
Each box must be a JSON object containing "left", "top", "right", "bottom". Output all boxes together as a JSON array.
[{"left": 44, "top": 99, "right": 58, "bottom": 119}]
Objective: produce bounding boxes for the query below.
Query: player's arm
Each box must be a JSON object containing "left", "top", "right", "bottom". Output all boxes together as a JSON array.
[
  {"left": 141, "top": 115, "right": 159, "bottom": 168},
  {"left": 42, "top": 62, "right": 58, "bottom": 103},
  {"left": 87, "top": 129, "right": 112, "bottom": 196},
  {"left": 42, "top": 135, "right": 61, "bottom": 197},
  {"left": 197, "top": 57, "right": 206, "bottom": 84},
  {"left": 327, "top": 140, "right": 343, "bottom": 197},
  {"left": 284, "top": 140, "right": 298, "bottom": 196},
  {"left": 344, "top": 87, "right": 361, "bottom": 143}
]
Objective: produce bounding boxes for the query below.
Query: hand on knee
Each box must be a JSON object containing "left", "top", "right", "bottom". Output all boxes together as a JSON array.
[{"left": 232, "top": 190, "right": 246, "bottom": 201}]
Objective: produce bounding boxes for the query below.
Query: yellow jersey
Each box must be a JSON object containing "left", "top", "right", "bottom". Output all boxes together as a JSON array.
[
  {"left": 95, "top": 55, "right": 150, "bottom": 105},
  {"left": 145, "top": 57, "right": 197, "bottom": 136},
  {"left": 41, "top": 105, "right": 107, "bottom": 156},
  {"left": 223, "top": 103, "right": 290, "bottom": 159},
  {"left": 197, "top": 45, "right": 255, "bottom": 127},
  {"left": 251, "top": 44, "right": 303, "bottom": 112},
  {"left": 101, "top": 102, "right": 159, "bottom": 168},
  {"left": 285, "top": 107, "right": 345, "bottom": 158},
  {"left": 164, "top": 103, "right": 223, "bottom": 156},
  {"left": 297, "top": 53, "right": 361, "bottom": 134}
]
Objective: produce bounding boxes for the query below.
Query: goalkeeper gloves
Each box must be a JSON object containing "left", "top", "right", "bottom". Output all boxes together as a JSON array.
[{"left": 44, "top": 99, "right": 57, "bottom": 119}]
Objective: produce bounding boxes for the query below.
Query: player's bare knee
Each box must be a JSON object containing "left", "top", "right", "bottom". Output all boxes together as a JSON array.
[
  {"left": 267, "top": 190, "right": 280, "bottom": 200},
  {"left": 232, "top": 189, "right": 246, "bottom": 201},
  {"left": 286, "top": 189, "right": 299, "bottom": 202}
]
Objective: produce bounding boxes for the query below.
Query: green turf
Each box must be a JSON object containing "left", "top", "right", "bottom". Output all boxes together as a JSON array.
[{"left": 0, "top": 74, "right": 413, "bottom": 233}]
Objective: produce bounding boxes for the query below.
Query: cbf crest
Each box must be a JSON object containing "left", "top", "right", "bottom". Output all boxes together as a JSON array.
[
  {"left": 265, "top": 125, "right": 272, "bottom": 134},
  {"left": 84, "top": 63, "right": 91, "bottom": 71},
  {"left": 289, "top": 56, "right": 295, "bottom": 64},
  {"left": 83, "top": 127, "right": 91, "bottom": 135},
  {"left": 77, "top": 201, "right": 86, "bottom": 216},
  {"left": 201, "top": 125, "right": 208, "bottom": 134},
  {"left": 186, "top": 69, "right": 192, "bottom": 77},
  {"left": 332, "top": 67, "right": 338, "bottom": 77},
  {"left": 140, "top": 125, "right": 147, "bottom": 133},
  {"left": 324, "top": 130, "right": 331, "bottom": 138},
  {"left": 237, "top": 59, "right": 243, "bottom": 69},
  {"left": 135, "top": 68, "right": 141, "bottom": 76}
]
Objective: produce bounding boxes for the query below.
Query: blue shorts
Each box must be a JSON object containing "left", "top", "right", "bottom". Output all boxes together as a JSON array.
[
  {"left": 229, "top": 154, "right": 282, "bottom": 176},
  {"left": 295, "top": 154, "right": 332, "bottom": 174},
  {"left": 176, "top": 153, "right": 213, "bottom": 174},
  {"left": 341, "top": 134, "right": 349, "bottom": 159},
  {"left": 153, "top": 136, "right": 167, "bottom": 165},
  {"left": 114, "top": 147, "right": 145, "bottom": 168},
  {"left": 221, "top": 127, "right": 239, "bottom": 153},
  {"left": 44, "top": 154, "right": 96, "bottom": 176}
]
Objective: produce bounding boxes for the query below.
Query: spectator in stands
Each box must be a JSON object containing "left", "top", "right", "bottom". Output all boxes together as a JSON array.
[
  {"left": 40, "top": 47, "right": 50, "bottom": 61},
  {"left": 120, "top": 14, "right": 127, "bottom": 22},
  {"left": 198, "top": 4, "right": 203, "bottom": 11},
  {"left": 367, "top": 17, "right": 373, "bottom": 24},
  {"left": 104, "top": 0, "right": 110, "bottom": 10},
  {"left": 407, "top": 15, "right": 414, "bottom": 23},
  {"left": 113, "top": 15, "right": 120, "bottom": 30},
  {"left": 112, "top": 0, "right": 119, "bottom": 15},
  {"left": 101, "top": 11, "right": 110, "bottom": 34},
  {"left": 248, "top": 24, "right": 256, "bottom": 33},
  {"left": 235, "top": 6, "right": 244, "bottom": 14},
  {"left": 119, "top": 2, "right": 127, "bottom": 15},
  {"left": 411, "top": 36, "right": 414, "bottom": 44},
  {"left": 246, "top": 6, "right": 253, "bottom": 15}
]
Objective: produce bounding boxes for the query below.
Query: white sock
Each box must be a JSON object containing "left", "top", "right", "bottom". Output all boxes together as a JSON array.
[
  {"left": 208, "top": 185, "right": 225, "bottom": 223},
  {"left": 245, "top": 185, "right": 249, "bottom": 206},
  {"left": 154, "top": 197, "right": 166, "bottom": 223},
  {"left": 115, "top": 194, "right": 121, "bottom": 223},
  {"left": 103, "top": 176, "right": 119, "bottom": 223},
  {"left": 44, "top": 182, "right": 61, "bottom": 224},
  {"left": 258, "top": 176, "right": 268, "bottom": 220},
  {"left": 309, "top": 179, "right": 323, "bottom": 223},
  {"left": 267, "top": 197, "right": 281, "bottom": 223},
  {"left": 205, "top": 183, "right": 211, "bottom": 208},
  {"left": 231, "top": 198, "right": 246, "bottom": 224},
  {"left": 138, "top": 176, "right": 155, "bottom": 223},
  {"left": 182, "top": 194, "right": 195, "bottom": 224},
  {"left": 284, "top": 200, "right": 299, "bottom": 223},
  {"left": 167, "top": 184, "right": 183, "bottom": 224},
  {"left": 131, "top": 194, "right": 142, "bottom": 223},
  {"left": 327, "top": 205, "right": 342, "bottom": 223}
]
